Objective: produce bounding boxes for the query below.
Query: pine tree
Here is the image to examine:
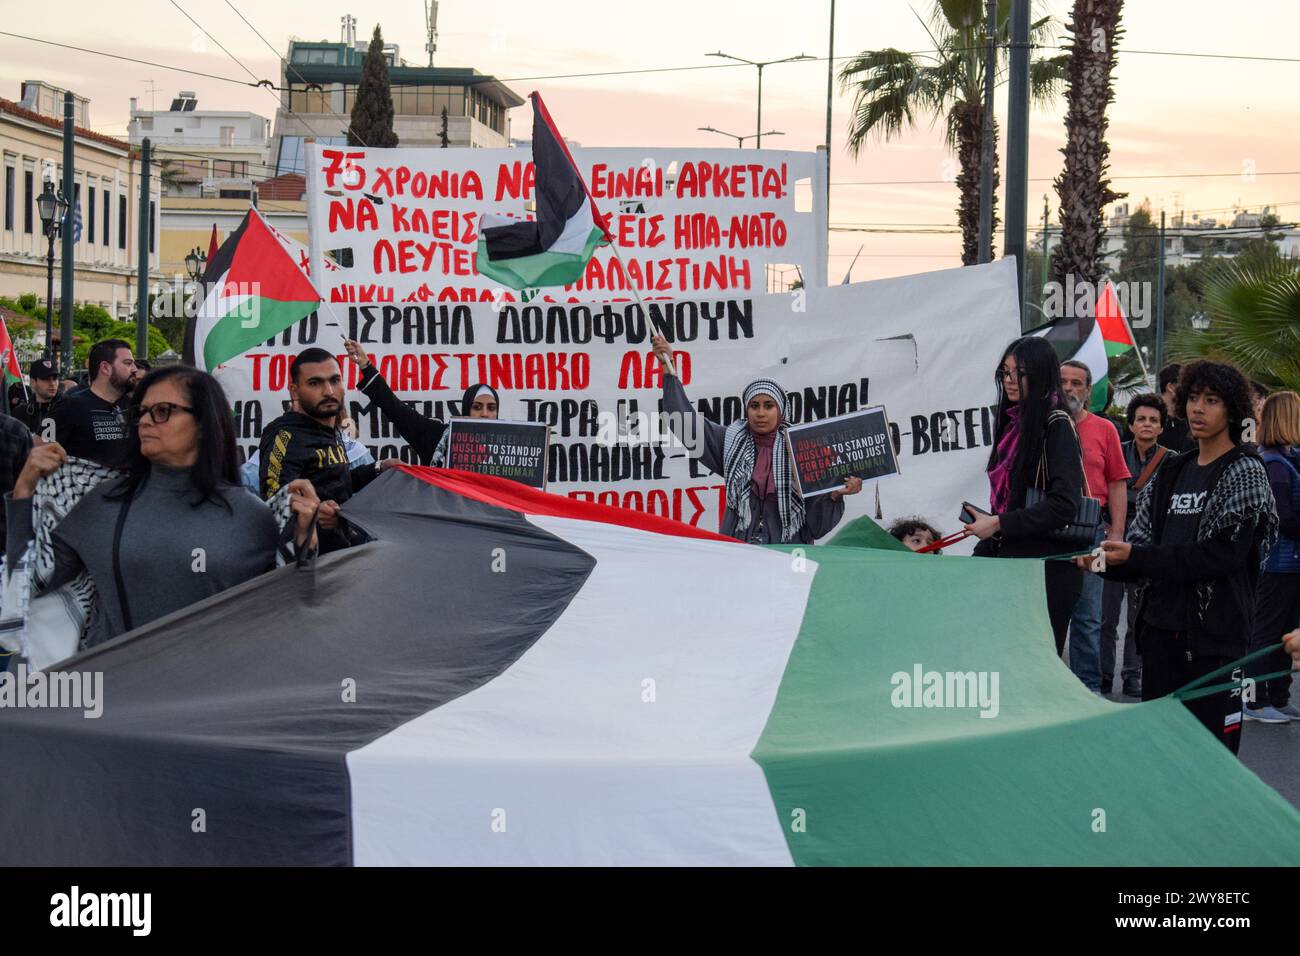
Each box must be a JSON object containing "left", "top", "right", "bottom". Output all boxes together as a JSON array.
[
  {"left": 439, "top": 106, "right": 450, "bottom": 148},
  {"left": 349, "top": 25, "right": 398, "bottom": 148}
]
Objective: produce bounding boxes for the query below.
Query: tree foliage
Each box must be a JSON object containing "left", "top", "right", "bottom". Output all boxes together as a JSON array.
[{"left": 349, "top": 25, "right": 399, "bottom": 148}]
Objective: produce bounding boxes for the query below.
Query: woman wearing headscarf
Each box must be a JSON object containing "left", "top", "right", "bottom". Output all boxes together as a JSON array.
[
  {"left": 966, "top": 335, "right": 1084, "bottom": 653},
  {"left": 431, "top": 383, "right": 501, "bottom": 467},
  {"left": 652, "top": 334, "right": 860, "bottom": 544},
  {"left": 343, "top": 339, "right": 501, "bottom": 466}
]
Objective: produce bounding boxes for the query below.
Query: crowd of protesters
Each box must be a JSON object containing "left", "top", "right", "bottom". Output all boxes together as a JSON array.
[{"left": 0, "top": 334, "right": 1297, "bottom": 755}]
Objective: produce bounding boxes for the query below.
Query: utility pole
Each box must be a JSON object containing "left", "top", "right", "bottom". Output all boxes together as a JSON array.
[
  {"left": 825, "top": 0, "right": 835, "bottom": 214},
  {"left": 1039, "top": 194, "right": 1050, "bottom": 307},
  {"left": 136, "top": 138, "right": 151, "bottom": 360},
  {"left": 59, "top": 91, "right": 75, "bottom": 377},
  {"left": 1154, "top": 210, "right": 1167, "bottom": 374},
  {"left": 977, "top": 0, "right": 997, "bottom": 263},
  {"left": 1003, "top": 0, "right": 1032, "bottom": 300}
]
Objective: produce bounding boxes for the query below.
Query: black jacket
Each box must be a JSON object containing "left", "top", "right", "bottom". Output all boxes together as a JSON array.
[
  {"left": 8, "top": 392, "right": 59, "bottom": 435},
  {"left": 356, "top": 365, "right": 446, "bottom": 465},
  {"left": 1104, "top": 445, "right": 1273, "bottom": 658},
  {"left": 974, "top": 410, "right": 1084, "bottom": 559},
  {"left": 258, "top": 411, "right": 377, "bottom": 504}
]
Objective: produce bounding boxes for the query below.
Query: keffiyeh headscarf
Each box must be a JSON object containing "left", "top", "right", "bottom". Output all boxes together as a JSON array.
[{"left": 722, "top": 379, "right": 805, "bottom": 542}]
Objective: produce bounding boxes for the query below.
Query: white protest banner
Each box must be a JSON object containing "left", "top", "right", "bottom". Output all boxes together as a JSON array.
[
  {"left": 211, "top": 259, "right": 1022, "bottom": 552},
  {"left": 303, "top": 144, "right": 825, "bottom": 306}
]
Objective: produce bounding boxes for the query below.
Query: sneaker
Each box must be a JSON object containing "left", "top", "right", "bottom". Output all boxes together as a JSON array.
[
  {"left": 1276, "top": 703, "right": 1300, "bottom": 721},
  {"left": 1243, "top": 705, "right": 1290, "bottom": 724}
]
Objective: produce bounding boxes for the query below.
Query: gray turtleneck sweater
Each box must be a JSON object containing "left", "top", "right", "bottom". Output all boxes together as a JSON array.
[{"left": 5, "top": 464, "right": 279, "bottom": 646}]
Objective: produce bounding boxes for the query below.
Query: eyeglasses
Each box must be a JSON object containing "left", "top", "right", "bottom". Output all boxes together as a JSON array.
[
  {"left": 997, "top": 367, "right": 1022, "bottom": 381},
  {"left": 129, "top": 402, "right": 196, "bottom": 425}
]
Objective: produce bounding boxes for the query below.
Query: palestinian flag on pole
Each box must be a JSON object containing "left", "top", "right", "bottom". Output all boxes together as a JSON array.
[
  {"left": 1033, "top": 282, "right": 1144, "bottom": 411},
  {"left": 3, "top": 468, "right": 1298, "bottom": 865},
  {"left": 0, "top": 315, "right": 25, "bottom": 395},
  {"left": 184, "top": 207, "right": 320, "bottom": 371},
  {"left": 476, "top": 92, "right": 611, "bottom": 290}
]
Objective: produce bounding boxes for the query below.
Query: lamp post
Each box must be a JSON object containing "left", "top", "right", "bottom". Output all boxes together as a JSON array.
[
  {"left": 706, "top": 51, "right": 814, "bottom": 148},
  {"left": 697, "top": 126, "right": 785, "bottom": 149},
  {"left": 184, "top": 246, "right": 206, "bottom": 283},
  {"left": 36, "top": 182, "right": 68, "bottom": 361}
]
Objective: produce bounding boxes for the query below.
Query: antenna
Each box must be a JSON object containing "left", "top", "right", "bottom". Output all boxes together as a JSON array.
[
  {"left": 425, "top": 0, "right": 439, "bottom": 67},
  {"left": 142, "top": 79, "right": 158, "bottom": 113}
]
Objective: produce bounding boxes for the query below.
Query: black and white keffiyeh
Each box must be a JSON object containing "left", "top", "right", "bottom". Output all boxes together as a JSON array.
[
  {"left": 1128, "top": 452, "right": 1279, "bottom": 618},
  {"left": 722, "top": 379, "right": 805, "bottom": 543}
]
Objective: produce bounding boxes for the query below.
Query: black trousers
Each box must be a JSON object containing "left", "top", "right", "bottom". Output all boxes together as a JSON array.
[
  {"left": 1141, "top": 626, "right": 1242, "bottom": 754},
  {"left": 1246, "top": 571, "right": 1300, "bottom": 708},
  {"left": 1045, "top": 561, "right": 1083, "bottom": 656},
  {"left": 1100, "top": 578, "right": 1143, "bottom": 694}
]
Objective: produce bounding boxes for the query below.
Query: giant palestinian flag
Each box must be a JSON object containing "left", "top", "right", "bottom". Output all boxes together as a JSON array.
[
  {"left": 1, "top": 467, "right": 1297, "bottom": 865},
  {"left": 184, "top": 207, "right": 321, "bottom": 371},
  {"left": 476, "top": 92, "right": 611, "bottom": 290}
]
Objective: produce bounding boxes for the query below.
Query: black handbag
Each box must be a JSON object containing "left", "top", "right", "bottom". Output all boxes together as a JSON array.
[{"left": 1023, "top": 410, "right": 1103, "bottom": 549}]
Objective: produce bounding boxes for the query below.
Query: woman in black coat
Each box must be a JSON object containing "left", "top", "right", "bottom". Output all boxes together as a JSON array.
[{"left": 965, "top": 335, "right": 1085, "bottom": 652}]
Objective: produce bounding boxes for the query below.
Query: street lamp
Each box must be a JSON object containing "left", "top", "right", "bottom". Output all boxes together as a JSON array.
[
  {"left": 706, "top": 51, "right": 814, "bottom": 148},
  {"left": 36, "top": 182, "right": 68, "bottom": 361},
  {"left": 184, "top": 246, "right": 207, "bottom": 283},
  {"left": 698, "top": 126, "right": 785, "bottom": 148}
]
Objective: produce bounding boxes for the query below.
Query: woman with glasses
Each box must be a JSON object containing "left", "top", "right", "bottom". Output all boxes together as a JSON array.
[
  {"left": 965, "top": 335, "right": 1084, "bottom": 653},
  {"left": 5, "top": 365, "right": 322, "bottom": 646}
]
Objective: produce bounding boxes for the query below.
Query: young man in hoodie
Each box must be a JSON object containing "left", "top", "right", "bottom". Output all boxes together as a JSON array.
[{"left": 1082, "top": 361, "right": 1278, "bottom": 753}]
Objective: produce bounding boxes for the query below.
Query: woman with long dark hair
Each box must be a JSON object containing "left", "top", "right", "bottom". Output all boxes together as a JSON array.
[
  {"left": 6, "top": 365, "right": 321, "bottom": 646},
  {"left": 965, "top": 335, "right": 1084, "bottom": 651}
]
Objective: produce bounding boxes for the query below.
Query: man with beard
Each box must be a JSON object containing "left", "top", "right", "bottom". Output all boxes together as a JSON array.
[
  {"left": 1060, "top": 360, "right": 1131, "bottom": 693},
  {"left": 47, "top": 338, "right": 137, "bottom": 468},
  {"left": 259, "top": 347, "right": 389, "bottom": 551}
]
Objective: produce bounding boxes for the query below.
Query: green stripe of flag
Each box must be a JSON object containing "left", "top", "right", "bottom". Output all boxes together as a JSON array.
[
  {"left": 751, "top": 544, "right": 1300, "bottom": 865},
  {"left": 202, "top": 296, "right": 318, "bottom": 371},
  {"left": 475, "top": 226, "right": 605, "bottom": 291}
]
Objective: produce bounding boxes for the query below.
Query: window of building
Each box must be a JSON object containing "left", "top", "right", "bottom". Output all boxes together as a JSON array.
[
  {"left": 275, "top": 135, "right": 347, "bottom": 175},
  {"left": 140, "top": 117, "right": 153, "bottom": 130},
  {"left": 102, "top": 189, "right": 110, "bottom": 245},
  {"left": 24, "top": 170, "right": 34, "bottom": 234},
  {"left": 212, "top": 160, "right": 248, "bottom": 178},
  {"left": 220, "top": 126, "right": 235, "bottom": 147},
  {"left": 288, "top": 84, "right": 331, "bottom": 114},
  {"left": 118, "top": 194, "right": 127, "bottom": 249},
  {"left": 4, "top": 165, "right": 13, "bottom": 231},
  {"left": 88, "top": 185, "right": 96, "bottom": 244}
]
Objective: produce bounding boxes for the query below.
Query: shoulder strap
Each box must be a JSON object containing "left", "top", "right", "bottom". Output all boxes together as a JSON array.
[
  {"left": 1039, "top": 410, "right": 1091, "bottom": 497},
  {"left": 1132, "top": 446, "right": 1168, "bottom": 492}
]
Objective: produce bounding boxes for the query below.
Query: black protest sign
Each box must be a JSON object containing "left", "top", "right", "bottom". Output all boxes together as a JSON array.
[
  {"left": 787, "top": 406, "right": 900, "bottom": 497},
  {"left": 445, "top": 419, "right": 550, "bottom": 489}
]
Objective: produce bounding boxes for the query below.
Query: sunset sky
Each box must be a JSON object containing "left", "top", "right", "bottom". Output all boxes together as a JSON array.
[{"left": 3, "top": 0, "right": 1295, "bottom": 282}]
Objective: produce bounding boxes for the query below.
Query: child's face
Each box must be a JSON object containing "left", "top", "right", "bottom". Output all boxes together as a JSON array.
[{"left": 902, "top": 530, "right": 936, "bottom": 552}]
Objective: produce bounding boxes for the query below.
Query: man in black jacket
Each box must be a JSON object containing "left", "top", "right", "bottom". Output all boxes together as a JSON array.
[
  {"left": 259, "top": 347, "right": 388, "bottom": 550},
  {"left": 8, "top": 359, "right": 61, "bottom": 436},
  {"left": 1086, "top": 362, "right": 1278, "bottom": 753}
]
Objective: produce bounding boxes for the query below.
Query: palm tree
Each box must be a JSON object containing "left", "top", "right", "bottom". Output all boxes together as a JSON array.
[
  {"left": 1167, "top": 257, "right": 1300, "bottom": 391},
  {"left": 840, "top": 1, "right": 1066, "bottom": 265},
  {"left": 1049, "top": 0, "right": 1126, "bottom": 332}
]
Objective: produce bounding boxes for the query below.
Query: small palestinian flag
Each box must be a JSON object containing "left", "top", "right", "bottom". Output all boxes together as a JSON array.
[
  {"left": 476, "top": 92, "right": 611, "bottom": 290},
  {"left": 184, "top": 207, "right": 320, "bottom": 371},
  {"left": 1096, "top": 280, "right": 1142, "bottom": 366},
  {"left": 0, "top": 315, "right": 26, "bottom": 395},
  {"left": 1032, "top": 310, "right": 1110, "bottom": 412}
]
